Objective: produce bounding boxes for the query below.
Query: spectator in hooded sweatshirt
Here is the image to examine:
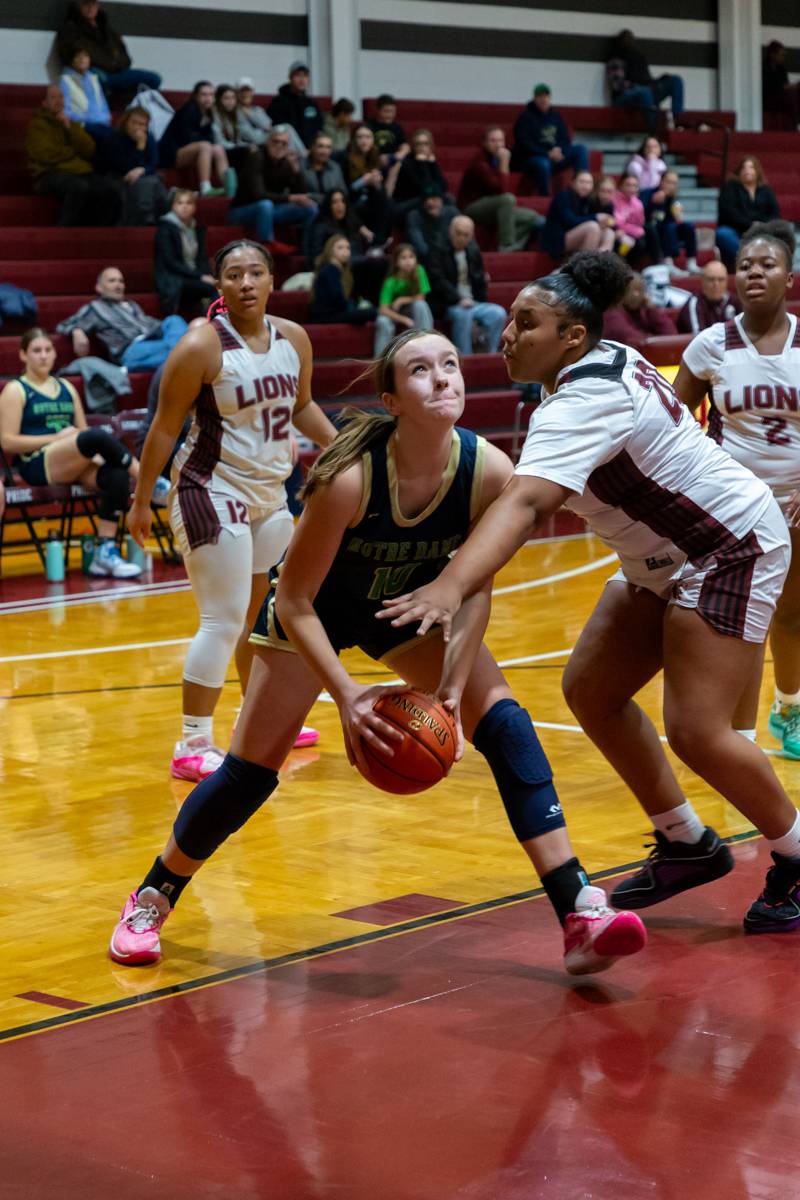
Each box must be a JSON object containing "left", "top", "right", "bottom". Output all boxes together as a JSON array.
[
  {"left": 56, "top": 0, "right": 161, "bottom": 96},
  {"left": 510, "top": 84, "right": 589, "bottom": 196},
  {"left": 267, "top": 62, "right": 323, "bottom": 149}
]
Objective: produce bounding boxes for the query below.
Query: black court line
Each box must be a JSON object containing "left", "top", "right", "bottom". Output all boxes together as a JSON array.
[{"left": 0, "top": 830, "right": 761, "bottom": 1046}]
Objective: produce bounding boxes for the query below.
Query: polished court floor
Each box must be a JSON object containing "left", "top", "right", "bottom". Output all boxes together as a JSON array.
[{"left": 1, "top": 533, "right": 798, "bottom": 1199}]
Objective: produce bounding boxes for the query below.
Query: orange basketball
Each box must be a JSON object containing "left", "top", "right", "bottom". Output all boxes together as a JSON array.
[{"left": 359, "top": 689, "right": 458, "bottom": 795}]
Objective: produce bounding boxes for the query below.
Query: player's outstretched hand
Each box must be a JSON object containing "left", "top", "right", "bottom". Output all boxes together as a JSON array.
[
  {"left": 378, "top": 578, "right": 463, "bottom": 642},
  {"left": 786, "top": 490, "right": 800, "bottom": 527},
  {"left": 337, "top": 681, "right": 406, "bottom": 775}
]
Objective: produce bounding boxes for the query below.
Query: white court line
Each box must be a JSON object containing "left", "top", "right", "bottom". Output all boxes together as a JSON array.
[
  {"left": 0, "top": 637, "right": 191, "bottom": 665},
  {"left": 493, "top": 552, "right": 617, "bottom": 595},
  {"left": 0, "top": 580, "right": 191, "bottom": 616}
]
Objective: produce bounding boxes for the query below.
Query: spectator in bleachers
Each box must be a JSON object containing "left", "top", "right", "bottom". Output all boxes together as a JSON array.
[
  {"left": 716, "top": 156, "right": 781, "bottom": 270},
  {"left": 212, "top": 84, "right": 255, "bottom": 176},
  {"left": 373, "top": 243, "right": 434, "bottom": 354},
  {"left": 307, "top": 188, "right": 386, "bottom": 302},
  {"left": 427, "top": 215, "right": 506, "bottom": 355},
  {"left": 228, "top": 126, "right": 317, "bottom": 256},
  {"left": 677, "top": 261, "right": 740, "bottom": 333},
  {"left": 26, "top": 84, "right": 121, "bottom": 227},
  {"left": 510, "top": 84, "right": 589, "bottom": 197},
  {"left": 309, "top": 235, "right": 376, "bottom": 325},
  {"left": 603, "top": 271, "right": 673, "bottom": 343},
  {"left": 159, "top": 81, "right": 235, "bottom": 198},
  {"left": 300, "top": 132, "right": 346, "bottom": 204},
  {"left": 344, "top": 124, "right": 394, "bottom": 246},
  {"left": 540, "top": 170, "right": 616, "bottom": 259},
  {"left": 59, "top": 47, "right": 111, "bottom": 135},
  {"left": 99, "top": 106, "right": 168, "bottom": 225},
  {"left": 0, "top": 326, "right": 166, "bottom": 577},
  {"left": 645, "top": 170, "right": 700, "bottom": 275},
  {"left": 594, "top": 174, "right": 617, "bottom": 219},
  {"left": 606, "top": 30, "right": 684, "bottom": 132},
  {"left": 267, "top": 62, "right": 323, "bottom": 149},
  {"left": 324, "top": 97, "right": 357, "bottom": 156},
  {"left": 56, "top": 266, "right": 188, "bottom": 370},
  {"left": 154, "top": 189, "right": 216, "bottom": 316},
  {"left": 407, "top": 194, "right": 460, "bottom": 263},
  {"left": 392, "top": 129, "right": 449, "bottom": 217},
  {"left": 612, "top": 173, "right": 646, "bottom": 258},
  {"left": 457, "top": 126, "right": 543, "bottom": 252},
  {"left": 368, "top": 93, "right": 410, "bottom": 193},
  {"left": 762, "top": 42, "right": 800, "bottom": 129},
  {"left": 236, "top": 77, "right": 270, "bottom": 144},
  {"left": 56, "top": 1, "right": 161, "bottom": 96},
  {"left": 625, "top": 136, "right": 666, "bottom": 207}
]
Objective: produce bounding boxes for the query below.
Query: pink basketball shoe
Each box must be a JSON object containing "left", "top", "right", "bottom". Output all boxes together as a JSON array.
[
  {"left": 293, "top": 725, "right": 320, "bottom": 748},
  {"left": 563, "top": 885, "right": 647, "bottom": 975},
  {"left": 109, "top": 888, "right": 170, "bottom": 966},
  {"left": 170, "top": 736, "right": 225, "bottom": 782}
]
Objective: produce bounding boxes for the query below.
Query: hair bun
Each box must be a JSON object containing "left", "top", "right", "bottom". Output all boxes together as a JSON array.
[{"left": 560, "top": 252, "right": 631, "bottom": 314}]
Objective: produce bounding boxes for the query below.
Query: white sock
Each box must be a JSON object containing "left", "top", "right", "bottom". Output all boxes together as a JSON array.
[
  {"left": 182, "top": 714, "right": 213, "bottom": 743},
  {"left": 652, "top": 800, "right": 705, "bottom": 844},
  {"left": 687, "top": 257, "right": 698, "bottom": 269},
  {"left": 199, "top": 180, "right": 212, "bottom": 195},
  {"left": 776, "top": 688, "right": 800, "bottom": 706},
  {"left": 735, "top": 728, "right": 757, "bottom": 743},
  {"left": 767, "top": 810, "right": 800, "bottom": 861}
]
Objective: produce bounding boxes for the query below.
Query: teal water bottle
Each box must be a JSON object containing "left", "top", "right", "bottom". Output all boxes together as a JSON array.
[
  {"left": 81, "top": 535, "right": 96, "bottom": 575},
  {"left": 45, "top": 531, "right": 65, "bottom": 582},
  {"left": 125, "top": 534, "right": 146, "bottom": 570}
]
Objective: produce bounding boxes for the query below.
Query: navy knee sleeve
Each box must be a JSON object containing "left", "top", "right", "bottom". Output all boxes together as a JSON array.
[
  {"left": 173, "top": 752, "right": 279, "bottom": 860},
  {"left": 472, "top": 698, "right": 564, "bottom": 842},
  {"left": 95, "top": 464, "right": 130, "bottom": 521},
  {"left": 76, "top": 428, "right": 132, "bottom": 469}
]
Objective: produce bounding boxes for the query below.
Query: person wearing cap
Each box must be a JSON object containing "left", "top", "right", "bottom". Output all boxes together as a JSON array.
[
  {"left": 267, "top": 62, "right": 323, "bottom": 149},
  {"left": 510, "top": 84, "right": 589, "bottom": 197}
]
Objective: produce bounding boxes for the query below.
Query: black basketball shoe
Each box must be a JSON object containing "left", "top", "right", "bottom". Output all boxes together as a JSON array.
[
  {"left": 610, "top": 827, "right": 734, "bottom": 910},
  {"left": 744, "top": 852, "right": 800, "bottom": 933}
]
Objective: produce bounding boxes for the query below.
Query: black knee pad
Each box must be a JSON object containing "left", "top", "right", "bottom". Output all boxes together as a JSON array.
[
  {"left": 95, "top": 464, "right": 131, "bottom": 520},
  {"left": 472, "top": 698, "right": 564, "bottom": 842},
  {"left": 173, "top": 753, "right": 279, "bottom": 860},
  {"left": 76, "top": 428, "right": 132, "bottom": 469}
]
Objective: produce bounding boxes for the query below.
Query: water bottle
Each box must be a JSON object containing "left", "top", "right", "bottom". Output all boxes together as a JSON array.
[
  {"left": 125, "top": 534, "right": 146, "bottom": 571},
  {"left": 45, "top": 531, "right": 65, "bottom": 582},
  {"left": 81, "top": 535, "right": 96, "bottom": 575}
]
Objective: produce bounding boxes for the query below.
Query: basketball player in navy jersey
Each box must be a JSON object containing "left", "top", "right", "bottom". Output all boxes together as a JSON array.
[
  {"left": 109, "top": 328, "right": 647, "bottom": 977},
  {"left": 130, "top": 239, "right": 336, "bottom": 782},
  {"left": 382, "top": 252, "right": 800, "bottom": 934}
]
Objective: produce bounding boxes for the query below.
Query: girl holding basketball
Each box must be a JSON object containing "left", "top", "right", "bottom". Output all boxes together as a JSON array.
[
  {"left": 674, "top": 221, "right": 800, "bottom": 760},
  {"left": 110, "top": 328, "right": 646, "bottom": 976},
  {"left": 380, "top": 252, "right": 800, "bottom": 934},
  {"left": 130, "top": 238, "right": 336, "bottom": 783}
]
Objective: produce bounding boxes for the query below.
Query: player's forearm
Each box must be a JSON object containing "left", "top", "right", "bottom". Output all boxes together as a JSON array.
[
  {"left": 133, "top": 421, "right": 177, "bottom": 500},
  {"left": 444, "top": 484, "right": 539, "bottom": 601},
  {"left": 294, "top": 401, "right": 337, "bottom": 448},
  {"left": 440, "top": 586, "right": 491, "bottom": 698}
]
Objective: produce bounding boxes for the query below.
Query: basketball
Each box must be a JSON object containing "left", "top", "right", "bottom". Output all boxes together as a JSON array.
[{"left": 358, "top": 689, "right": 458, "bottom": 795}]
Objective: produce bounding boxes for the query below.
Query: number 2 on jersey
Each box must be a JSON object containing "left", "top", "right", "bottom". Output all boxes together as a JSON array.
[
  {"left": 633, "top": 361, "right": 683, "bottom": 425},
  {"left": 262, "top": 405, "right": 291, "bottom": 441},
  {"left": 762, "top": 416, "right": 791, "bottom": 446}
]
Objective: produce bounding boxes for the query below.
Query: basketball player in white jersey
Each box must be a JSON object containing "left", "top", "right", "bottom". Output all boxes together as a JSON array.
[
  {"left": 130, "top": 239, "right": 336, "bottom": 781},
  {"left": 675, "top": 221, "right": 800, "bottom": 760},
  {"left": 381, "top": 251, "right": 800, "bottom": 934}
]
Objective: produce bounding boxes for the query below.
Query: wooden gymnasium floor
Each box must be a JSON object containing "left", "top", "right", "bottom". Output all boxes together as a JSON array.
[{"left": 1, "top": 532, "right": 799, "bottom": 1200}]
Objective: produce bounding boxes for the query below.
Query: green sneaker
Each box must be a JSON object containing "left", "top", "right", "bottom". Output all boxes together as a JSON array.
[
  {"left": 783, "top": 705, "right": 800, "bottom": 760},
  {"left": 768, "top": 700, "right": 791, "bottom": 742}
]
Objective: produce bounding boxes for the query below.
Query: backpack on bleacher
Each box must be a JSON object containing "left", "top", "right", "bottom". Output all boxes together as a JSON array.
[{"left": 128, "top": 88, "right": 174, "bottom": 142}]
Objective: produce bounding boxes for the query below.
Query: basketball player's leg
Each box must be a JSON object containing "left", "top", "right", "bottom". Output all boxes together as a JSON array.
[
  {"left": 768, "top": 525, "right": 800, "bottom": 757},
  {"left": 234, "top": 508, "right": 294, "bottom": 693},
  {"left": 388, "top": 637, "right": 646, "bottom": 973}
]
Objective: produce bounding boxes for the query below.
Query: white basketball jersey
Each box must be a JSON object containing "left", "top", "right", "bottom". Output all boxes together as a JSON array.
[
  {"left": 682, "top": 315, "right": 800, "bottom": 502},
  {"left": 173, "top": 314, "right": 300, "bottom": 509},
  {"left": 516, "top": 340, "right": 773, "bottom": 583}
]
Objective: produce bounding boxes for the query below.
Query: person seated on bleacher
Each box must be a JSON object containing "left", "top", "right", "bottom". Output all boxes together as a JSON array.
[
  {"left": 427, "top": 215, "right": 506, "bottom": 356},
  {"left": 324, "top": 97, "right": 356, "bottom": 156},
  {"left": 99, "top": 106, "right": 168, "bottom": 226},
  {"left": 154, "top": 188, "right": 217, "bottom": 316},
  {"left": 645, "top": 170, "right": 701, "bottom": 276},
  {"left": 458, "top": 126, "right": 543, "bottom": 252},
  {"left": 0, "top": 326, "right": 170, "bottom": 578},
  {"left": 56, "top": 0, "right": 161, "bottom": 97},
  {"left": 392, "top": 129, "right": 449, "bottom": 219},
  {"left": 624, "top": 136, "right": 666, "bottom": 208},
  {"left": 56, "top": 267, "right": 188, "bottom": 371},
  {"left": 59, "top": 47, "right": 111, "bottom": 137},
  {"left": 309, "top": 235, "right": 376, "bottom": 326},
  {"left": 212, "top": 84, "right": 256, "bottom": 177},
  {"left": 307, "top": 188, "right": 386, "bottom": 303},
  {"left": 602, "top": 271, "right": 673, "bottom": 345},
  {"left": 300, "top": 132, "right": 346, "bottom": 204},
  {"left": 606, "top": 29, "right": 684, "bottom": 132},
  {"left": 510, "top": 84, "right": 589, "bottom": 197},
  {"left": 26, "top": 84, "right": 121, "bottom": 227},
  {"left": 612, "top": 173, "right": 647, "bottom": 259},
  {"left": 344, "top": 124, "right": 394, "bottom": 247},
  {"left": 541, "top": 170, "right": 616, "bottom": 259},
  {"left": 407, "top": 194, "right": 460, "bottom": 264},
  {"left": 763, "top": 42, "right": 800, "bottom": 130},
  {"left": 367, "top": 93, "right": 410, "bottom": 193},
  {"left": 677, "top": 261, "right": 740, "bottom": 334},
  {"left": 227, "top": 126, "right": 318, "bottom": 258},
  {"left": 267, "top": 62, "right": 323, "bottom": 149},
  {"left": 374, "top": 243, "right": 434, "bottom": 355},
  {"left": 716, "top": 156, "right": 781, "bottom": 271},
  {"left": 159, "top": 81, "right": 235, "bottom": 198}
]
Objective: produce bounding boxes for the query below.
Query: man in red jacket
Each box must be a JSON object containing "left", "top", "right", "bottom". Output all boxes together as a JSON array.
[
  {"left": 457, "top": 127, "right": 542, "bottom": 252},
  {"left": 603, "top": 272, "right": 673, "bottom": 345}
]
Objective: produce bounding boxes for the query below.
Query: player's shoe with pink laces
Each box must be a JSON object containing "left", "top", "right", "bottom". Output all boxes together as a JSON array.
[
  {"left": 563, "top": 885, "right": 647, "bottom": 975},
  {"left": 170, "top": 735, "right": 225, "bottom": 781},
  {"left": 293, "top": 725, "right": 319, "bottom": 748},
  {"left": 109, "top": 887, "right": 170, "bottom": 965}
]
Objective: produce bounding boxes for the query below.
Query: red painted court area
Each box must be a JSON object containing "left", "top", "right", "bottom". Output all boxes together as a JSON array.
[{"left": 1, "top": 840, "right": 798, "bottom": 1200}]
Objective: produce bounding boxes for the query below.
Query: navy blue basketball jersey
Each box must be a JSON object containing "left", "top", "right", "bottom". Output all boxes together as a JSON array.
[{"left": 17, "top": 376, "right": 75, "bottom": 444}]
